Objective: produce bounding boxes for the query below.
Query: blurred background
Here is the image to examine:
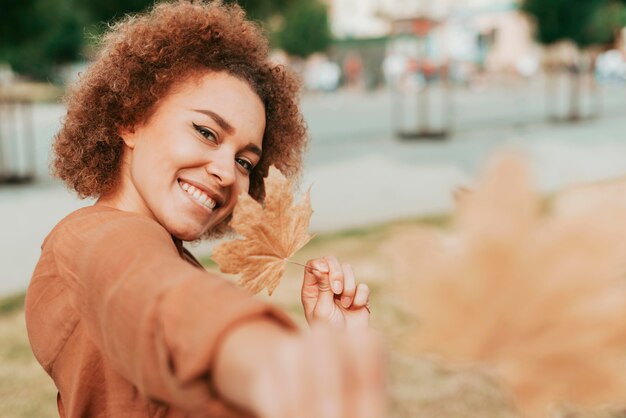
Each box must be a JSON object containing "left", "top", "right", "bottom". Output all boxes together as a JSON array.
[{"left": 3, "top": 0, "right": 626, "bottom": 416}]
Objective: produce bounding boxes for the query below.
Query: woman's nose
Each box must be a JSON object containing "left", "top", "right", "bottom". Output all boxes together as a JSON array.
[{"left": 205, "top": 152, "right": 236, "bottom": 187}]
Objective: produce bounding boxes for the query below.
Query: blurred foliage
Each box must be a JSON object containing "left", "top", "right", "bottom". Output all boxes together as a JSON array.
[
  {"left": 0, "top": 0, "right": 153, "bottom": 80},
  {"left": 521, "top": 0, "right": 626, "bottom": 121},
  {"left": 74, "top": 0, "right": 153, "bottom": 26},
  {"left": 0, "top": 0, "right": 46, "bottom": 46},
  {"left": 0, "top": 0, "right": 87, "bottom": 80},
  {"left": 587, "top": 1, "right": 626, "bottom": 46},
  {"left": 276, "top": 0, "right": 331, "bottom": 58},
  {"left": 522, "top": 0, "right": 626, "bottom": 47},
  {"left": 224, "top": 0, "right": 294, "bottom": 21},
  {"left": 0, "top": 0, "right": 330, "bottom": 80}
]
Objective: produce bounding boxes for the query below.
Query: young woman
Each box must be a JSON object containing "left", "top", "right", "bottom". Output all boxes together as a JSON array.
[{"left": 25, "top": 1, "right": 383, "bottom": 418}]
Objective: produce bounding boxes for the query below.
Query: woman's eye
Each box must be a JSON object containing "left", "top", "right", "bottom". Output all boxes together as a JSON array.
[
  {"left": 192, "top": 123, "right": 217, "bottom": 142},
  {"left": 236, "top": 158, "right": 253, "bottom": 173}
]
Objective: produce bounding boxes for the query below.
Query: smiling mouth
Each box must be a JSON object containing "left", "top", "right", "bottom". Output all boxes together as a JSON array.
[{"left": 178, "top": 180, "right": 217, "bottom": 209}]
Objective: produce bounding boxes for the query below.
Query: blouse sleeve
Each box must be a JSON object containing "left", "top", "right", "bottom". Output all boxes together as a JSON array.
[{"left": 49, "top": 209, "right": 296, "bottom": 415}]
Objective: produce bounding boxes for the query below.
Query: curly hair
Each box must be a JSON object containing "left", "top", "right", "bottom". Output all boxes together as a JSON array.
[{"left": 53, "top": 0, "right": 307, "bottom": 207}]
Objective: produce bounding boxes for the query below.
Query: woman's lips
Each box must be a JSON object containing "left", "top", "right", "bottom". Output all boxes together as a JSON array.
[{"left": 178, "top": 180, "right": 217, "bottom": 209}]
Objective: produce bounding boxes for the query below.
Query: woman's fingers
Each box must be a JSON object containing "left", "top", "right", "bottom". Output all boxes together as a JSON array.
[
  {"left": 352, "top": 283, "right": 370, "bottom": 309},
  {"left": 324, "top": 255, "right": 344, "bottom": 294},
  {"left": 339, "top": 263, "right": 356, "bottom": 308},
  {"left": 303, "top": 259, "right": 330, "bottom": 292},
  {"left": 303, "top": 256, "right": 372, "bottom": 329},
  {"left": 302, "top": 259, "right": 333, "bottom": 322}
]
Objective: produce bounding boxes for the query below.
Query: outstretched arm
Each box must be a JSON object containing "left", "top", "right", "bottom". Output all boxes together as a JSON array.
[{"left": 213, "top": 318, "right": 386, "bottom": 418}]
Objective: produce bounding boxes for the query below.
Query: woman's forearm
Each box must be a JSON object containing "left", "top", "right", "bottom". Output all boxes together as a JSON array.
[{"left": 212, "top": 318, "right": 294, "bottom": 415}]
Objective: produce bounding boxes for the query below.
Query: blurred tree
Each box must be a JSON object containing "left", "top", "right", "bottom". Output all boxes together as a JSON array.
[
  {"left": 522, "top": 0, "right": 626, "bottom": 121},
  {"left": 74, "top": 0, "right": 153, "bottom": 25},
  {"left": 276, "top": 0, "right": 331, "bottom": 58},
  {"left": 224, "top": 0, "right": 294, "bottom": 21},
  {"left": 74, "top": 0, "right": 299, "bottom": 25},
  {"left": 522, "top": 0, "right": 607, "bottom": 47},
  {"left": 0, "top": 0, "right": 298, "bottom": 81},
  {"left": 0, "top": 0, "right": 47, "bottom": 46},
  {"left": 587, "top": 1, "right": 626, "bottom": 46},
  {"left": 0, "top": 0, "right": 86, "bottom": 81}
]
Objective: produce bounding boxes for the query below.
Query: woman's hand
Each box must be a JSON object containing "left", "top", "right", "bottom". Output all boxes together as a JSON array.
[
  {"left": 301, "top": 256, "right": 371, "bottom": 331},
  {"left": 250, "top": 322, "right": 386, "bottom": 418}
]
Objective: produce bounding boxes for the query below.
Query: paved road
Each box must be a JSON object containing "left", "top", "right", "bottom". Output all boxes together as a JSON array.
[{"left": 2, "top": 81, "right": 626, "bottom": 295}]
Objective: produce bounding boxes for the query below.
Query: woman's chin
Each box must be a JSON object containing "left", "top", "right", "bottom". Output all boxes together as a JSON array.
[{"left": 166, "top": 221, "right": 208, "bottom": 242}]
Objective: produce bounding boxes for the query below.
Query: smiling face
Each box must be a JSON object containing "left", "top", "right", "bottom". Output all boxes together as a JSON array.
[{"left": 100, "top": 71, "right": 266, "bottom": 240}]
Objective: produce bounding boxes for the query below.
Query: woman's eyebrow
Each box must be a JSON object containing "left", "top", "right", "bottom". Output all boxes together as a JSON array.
[
  {"left": 244, "top": 143, "right": 263, "bottom": 158},
  {"left": 192, "top": 109, "right": 235, "bottom": 134},
  {"left": 192, "top": 108, "right": 261, "bottom": 157}
]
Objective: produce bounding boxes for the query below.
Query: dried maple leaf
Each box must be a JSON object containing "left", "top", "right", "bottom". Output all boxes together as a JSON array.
[
  {"left": 211, "top": 166, "right": 313, "bottom": 295},
  {"left": 388, "top": 154, "right": 626, "bottom": 416}
]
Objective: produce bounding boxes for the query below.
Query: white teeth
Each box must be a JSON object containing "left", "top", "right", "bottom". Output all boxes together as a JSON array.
[{"left": 180, "top": 180, "right": 218, "bottom": 210}]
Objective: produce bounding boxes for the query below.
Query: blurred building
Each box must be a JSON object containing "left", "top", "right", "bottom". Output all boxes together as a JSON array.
[
  {"left": 326, "top": 0, "right": 391, "bottom": 38},
  {"left": 455, "top": 0, "right": 537, "bottom": 75},
  {"left": 327, "top": 0, "right": 538, "bottom": 83}
]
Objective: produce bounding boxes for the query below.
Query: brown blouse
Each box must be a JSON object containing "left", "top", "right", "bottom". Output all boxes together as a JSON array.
[{"left": 25, "top": 205, "right": 295, "bottom": 417}]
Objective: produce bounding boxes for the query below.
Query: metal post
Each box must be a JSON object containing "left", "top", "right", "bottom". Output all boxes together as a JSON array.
[
  {"left": 24, "top": 99, "right": 36, "bottom": 180},
  {"left": 0, "top": 95, "right": 5, "bottom": 180}
]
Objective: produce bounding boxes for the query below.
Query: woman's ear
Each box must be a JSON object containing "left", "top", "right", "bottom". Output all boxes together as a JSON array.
[{"left": 118, "top": 126, "right": 137, "bottom": 149}]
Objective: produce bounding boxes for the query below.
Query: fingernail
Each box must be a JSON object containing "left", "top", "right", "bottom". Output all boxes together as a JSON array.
[
  {"left": 341, "top": 296, "right": 351, "bottom": 308},
  {"left": 332, "top": 281, "right": 342, "bottom": 294},
  {"left": 316, "top": 263, "right": 329, "bottom": 273}
]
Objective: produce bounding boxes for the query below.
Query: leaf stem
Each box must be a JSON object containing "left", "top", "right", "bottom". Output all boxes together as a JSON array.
[{"left": 286, "top": 260, "right": 322, "bottom": 273}]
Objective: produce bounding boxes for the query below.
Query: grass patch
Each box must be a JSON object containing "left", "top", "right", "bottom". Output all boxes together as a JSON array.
[
  {"left": 0, "top": 293, "right": 25, "bottom": 317},
  {"left": 299, "top": 213, "right": 450, "bottom": 251},
  {"left": 0, "top": 310, "right": 58, "bottom": 418},
  {"left": 196, "top": 255, "right": 218, "bottom": 268},
  {"left": 197, "top": 213, "right": 451, "bottom": 269}
]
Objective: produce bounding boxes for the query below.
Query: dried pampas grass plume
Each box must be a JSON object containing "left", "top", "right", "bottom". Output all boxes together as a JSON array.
[{"left": 390, "top": 154, "right": 626, "bottom": 416}]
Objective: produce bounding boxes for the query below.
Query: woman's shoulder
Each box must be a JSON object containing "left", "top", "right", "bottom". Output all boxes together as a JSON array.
[
  {"left": 57, "top": 204, "right": 151, "bottom": 227},
  {"left": 44, "top": 205, "right": 172, "bottom": 250}
]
